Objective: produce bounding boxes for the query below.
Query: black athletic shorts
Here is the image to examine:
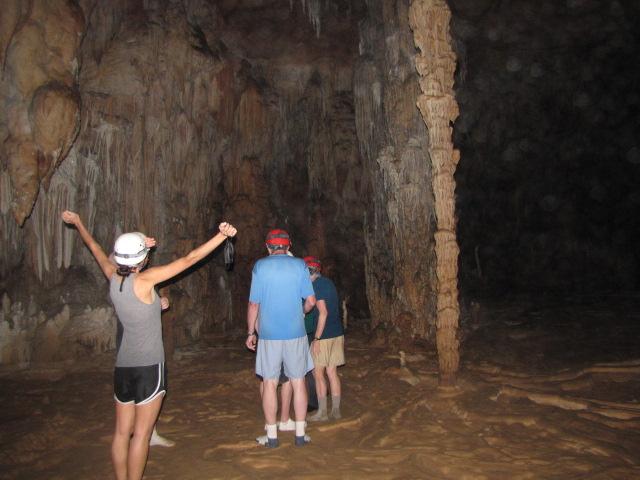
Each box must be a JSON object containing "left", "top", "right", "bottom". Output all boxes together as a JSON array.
[{"left": 114, "top": 362, "right": 167, "bottom": 405}]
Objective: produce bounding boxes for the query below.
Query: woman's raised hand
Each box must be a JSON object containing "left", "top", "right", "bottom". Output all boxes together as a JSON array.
[
  {"left": 219, "top": 222, "right": 237, "bottom": 238},
  {"left": 61, "top": 210, "right": 80, "bottom": 225},
  {"left": 144, "top": 237, "right": 157, "bottom": 249}
]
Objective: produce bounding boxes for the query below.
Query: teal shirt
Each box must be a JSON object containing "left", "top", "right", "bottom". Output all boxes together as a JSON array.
[{"left": 310, "top": 275, "right": 343, "bottom": 339}]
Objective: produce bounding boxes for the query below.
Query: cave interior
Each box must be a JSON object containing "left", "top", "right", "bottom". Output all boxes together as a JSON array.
[{"left": 1, "top": 0, "right": 639, "bottom": 477}]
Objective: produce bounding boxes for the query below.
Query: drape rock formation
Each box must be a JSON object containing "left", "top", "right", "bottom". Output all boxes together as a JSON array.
[{"left": 1, "top": 0, "right": 84, "bottom": 226}]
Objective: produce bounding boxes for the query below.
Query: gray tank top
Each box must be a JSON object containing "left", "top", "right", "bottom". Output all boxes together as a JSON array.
[{"left": 109, "top": 274, "right": 164, "bottom": 367}]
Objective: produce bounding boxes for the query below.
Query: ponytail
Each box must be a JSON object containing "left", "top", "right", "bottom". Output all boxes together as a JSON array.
[{"left": 116, "top": 265, "right": 134, "bottom": 292}]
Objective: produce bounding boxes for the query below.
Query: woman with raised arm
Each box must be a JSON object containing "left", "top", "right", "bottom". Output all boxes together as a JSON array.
[{"left": 61, "top": 210, "right": 236, "bottom": 480}]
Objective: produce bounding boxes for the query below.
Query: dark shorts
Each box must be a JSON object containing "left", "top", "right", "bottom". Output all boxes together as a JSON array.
[{"left": 114, "top": 362, "right": 166, "bottom": 405}]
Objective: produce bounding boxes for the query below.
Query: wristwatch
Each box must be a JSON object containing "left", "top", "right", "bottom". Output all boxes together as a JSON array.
[
  {"left": 248, "top": 332, "right": 256, "bottom": 337},
  {"left": 314, "top": 336, "right": 321, "bottom": 341}
]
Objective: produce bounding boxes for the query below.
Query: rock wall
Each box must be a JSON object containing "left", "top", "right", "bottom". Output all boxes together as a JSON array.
[
  {"left": 1, "top": 0, "right": 459, "bottom": 366},
  {"left": 354, "top": 0, "right": 438, "bottom": 342},
  {"left": 0, "top": 0, "right": 371, "bottom": 365},
  {"left": 1, "top": 0, "right": 84, "bottom": 276}
]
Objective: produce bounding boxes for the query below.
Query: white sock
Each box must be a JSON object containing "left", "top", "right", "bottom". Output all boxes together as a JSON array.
[
  {"left": 295, "top": 421, "right": 306, "bottom": 437},
  {"left": 266, "top": 424, "right": 277, "bottom": 439}
]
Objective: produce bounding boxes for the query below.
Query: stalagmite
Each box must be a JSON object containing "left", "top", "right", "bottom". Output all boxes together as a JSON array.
[{"left": 409, "top": 0, "right": 461, "bottom": 385}]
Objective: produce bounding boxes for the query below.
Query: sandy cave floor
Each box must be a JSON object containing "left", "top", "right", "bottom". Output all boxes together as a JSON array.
[{"left": 1, "top": 295, "right": 639, "bottom": 479}]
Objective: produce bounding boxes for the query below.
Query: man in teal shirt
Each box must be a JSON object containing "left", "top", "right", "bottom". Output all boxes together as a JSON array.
[{"left": 304, "top": 256, "right": 345, "bottom": 421}]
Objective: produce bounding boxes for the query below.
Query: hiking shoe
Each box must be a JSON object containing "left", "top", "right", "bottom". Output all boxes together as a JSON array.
[
  {"left": 295, "top": 434, "right": 311, "bottom": 447},
  {"left": 255, "top": 435, "right": 279, "bottom": 448},
  {"left": 308, "top": 411, "right": 328, "bottom": 422}
]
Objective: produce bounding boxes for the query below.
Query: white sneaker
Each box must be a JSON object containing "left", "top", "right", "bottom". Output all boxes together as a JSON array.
[
  {"left": 150, "top": 430, "right": 175, "bottom": 447},
  {"left": 277, "top": 419, "right": 307, "bottom": 431},
  {"left": 278, "top": 419, "right": 295, "bottom": 431}
]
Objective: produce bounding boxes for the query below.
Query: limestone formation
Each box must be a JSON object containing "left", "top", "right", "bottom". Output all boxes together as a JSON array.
[
  {"left": 354, "top": 0, "right": 438, "bottom": 343},
  {"left": 1, "top": 0, "right": 84, "bottom": 226},
  {"left": 409, "top": 0, "right": 461, "bottom": 385},
  {"left": 0, "top": 0, "right": 368, "bottom": 365}
]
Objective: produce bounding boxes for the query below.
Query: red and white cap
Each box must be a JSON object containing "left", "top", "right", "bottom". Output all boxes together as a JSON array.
[
  {"left": 303, "top": 256, "right": 321, "bottom": 271},
  {"left": 265, "top": 229, "right": 290, "bottom": 247}
]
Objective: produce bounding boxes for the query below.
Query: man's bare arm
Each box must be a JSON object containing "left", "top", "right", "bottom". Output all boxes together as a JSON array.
[{"left": 245, "top": 301, "right": 259, "bottom": 351}]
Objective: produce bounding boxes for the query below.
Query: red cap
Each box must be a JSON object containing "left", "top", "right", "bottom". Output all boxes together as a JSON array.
[
  {"left": 265, "top": 229, "right": 290, "bottom": 247},
  {"left": 303, "top": 256, "right": 321, "bottom": 270}
]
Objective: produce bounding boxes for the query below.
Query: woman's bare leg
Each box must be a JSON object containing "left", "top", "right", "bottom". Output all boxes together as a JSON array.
[
  {"left": 127, "top": 394, "right": 164, "bottom": 480},
  {"left": 112, "top": 402, "right": 135, "bottom": 480}
]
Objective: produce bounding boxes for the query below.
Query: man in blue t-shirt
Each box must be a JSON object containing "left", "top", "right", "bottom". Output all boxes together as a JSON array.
[
  {"left": 304, "top": 256, "right": 345, "bottom": 422},
  {"left": 245, "top": 229, "right": 316, "bottom": 448}
]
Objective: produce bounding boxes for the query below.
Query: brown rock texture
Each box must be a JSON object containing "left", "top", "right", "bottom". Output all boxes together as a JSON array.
[
  {"left": 409, "top": 0, "right": 461, "bottom": 384},
  {"left": 1, "top": 0, "right": 84, "bottom": 226},
  {"left": 354, "top": 0, "right": 438, "bottom": 342},
  {"left": 1, "top": 1, "right": 369, "bottom": 364},
  {"left": 0, "top": 0, "right": 450, "bottom": 365}
]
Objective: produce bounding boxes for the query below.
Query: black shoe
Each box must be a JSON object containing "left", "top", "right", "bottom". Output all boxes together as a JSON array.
[
  {"left": 265, "top": 438, "right": 279, "bottom": 448},
  {"left": 295, "top": 435, "right": 311, "bottom": 447}
]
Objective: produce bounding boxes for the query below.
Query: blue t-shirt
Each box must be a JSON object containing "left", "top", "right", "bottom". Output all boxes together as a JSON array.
[
  {"left": 249, "top": 254, "right": 314, "bottom": 340},
  {"left": 310, "top": 275, "right": 342, "bottom": 339}
]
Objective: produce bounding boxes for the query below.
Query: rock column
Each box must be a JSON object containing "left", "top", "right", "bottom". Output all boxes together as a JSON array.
[{"left": 409, "top": 0, "right": 461, "bottom": 385}]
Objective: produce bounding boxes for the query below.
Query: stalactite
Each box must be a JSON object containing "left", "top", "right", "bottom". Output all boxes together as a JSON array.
[
  {"left": 300, "top": 0, "right": 322, "bottom": 38},
  {"left": 0, "top": 169, "right": 24, "bottom": 278},
  {"left": 29, "top": 159, "right": 76, "bottom": 282},
  {"left": 409, "top": 0, "right": 461, "bottom": 386}
]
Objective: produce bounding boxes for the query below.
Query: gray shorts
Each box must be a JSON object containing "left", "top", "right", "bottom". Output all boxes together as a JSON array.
[{"left": 256, "top": 336, "right": 314, "bottom": 380}]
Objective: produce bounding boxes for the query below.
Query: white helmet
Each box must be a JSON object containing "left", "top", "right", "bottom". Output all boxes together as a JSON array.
[{"left": 113, "top": 232, "right": 148, "bottom": 266}]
